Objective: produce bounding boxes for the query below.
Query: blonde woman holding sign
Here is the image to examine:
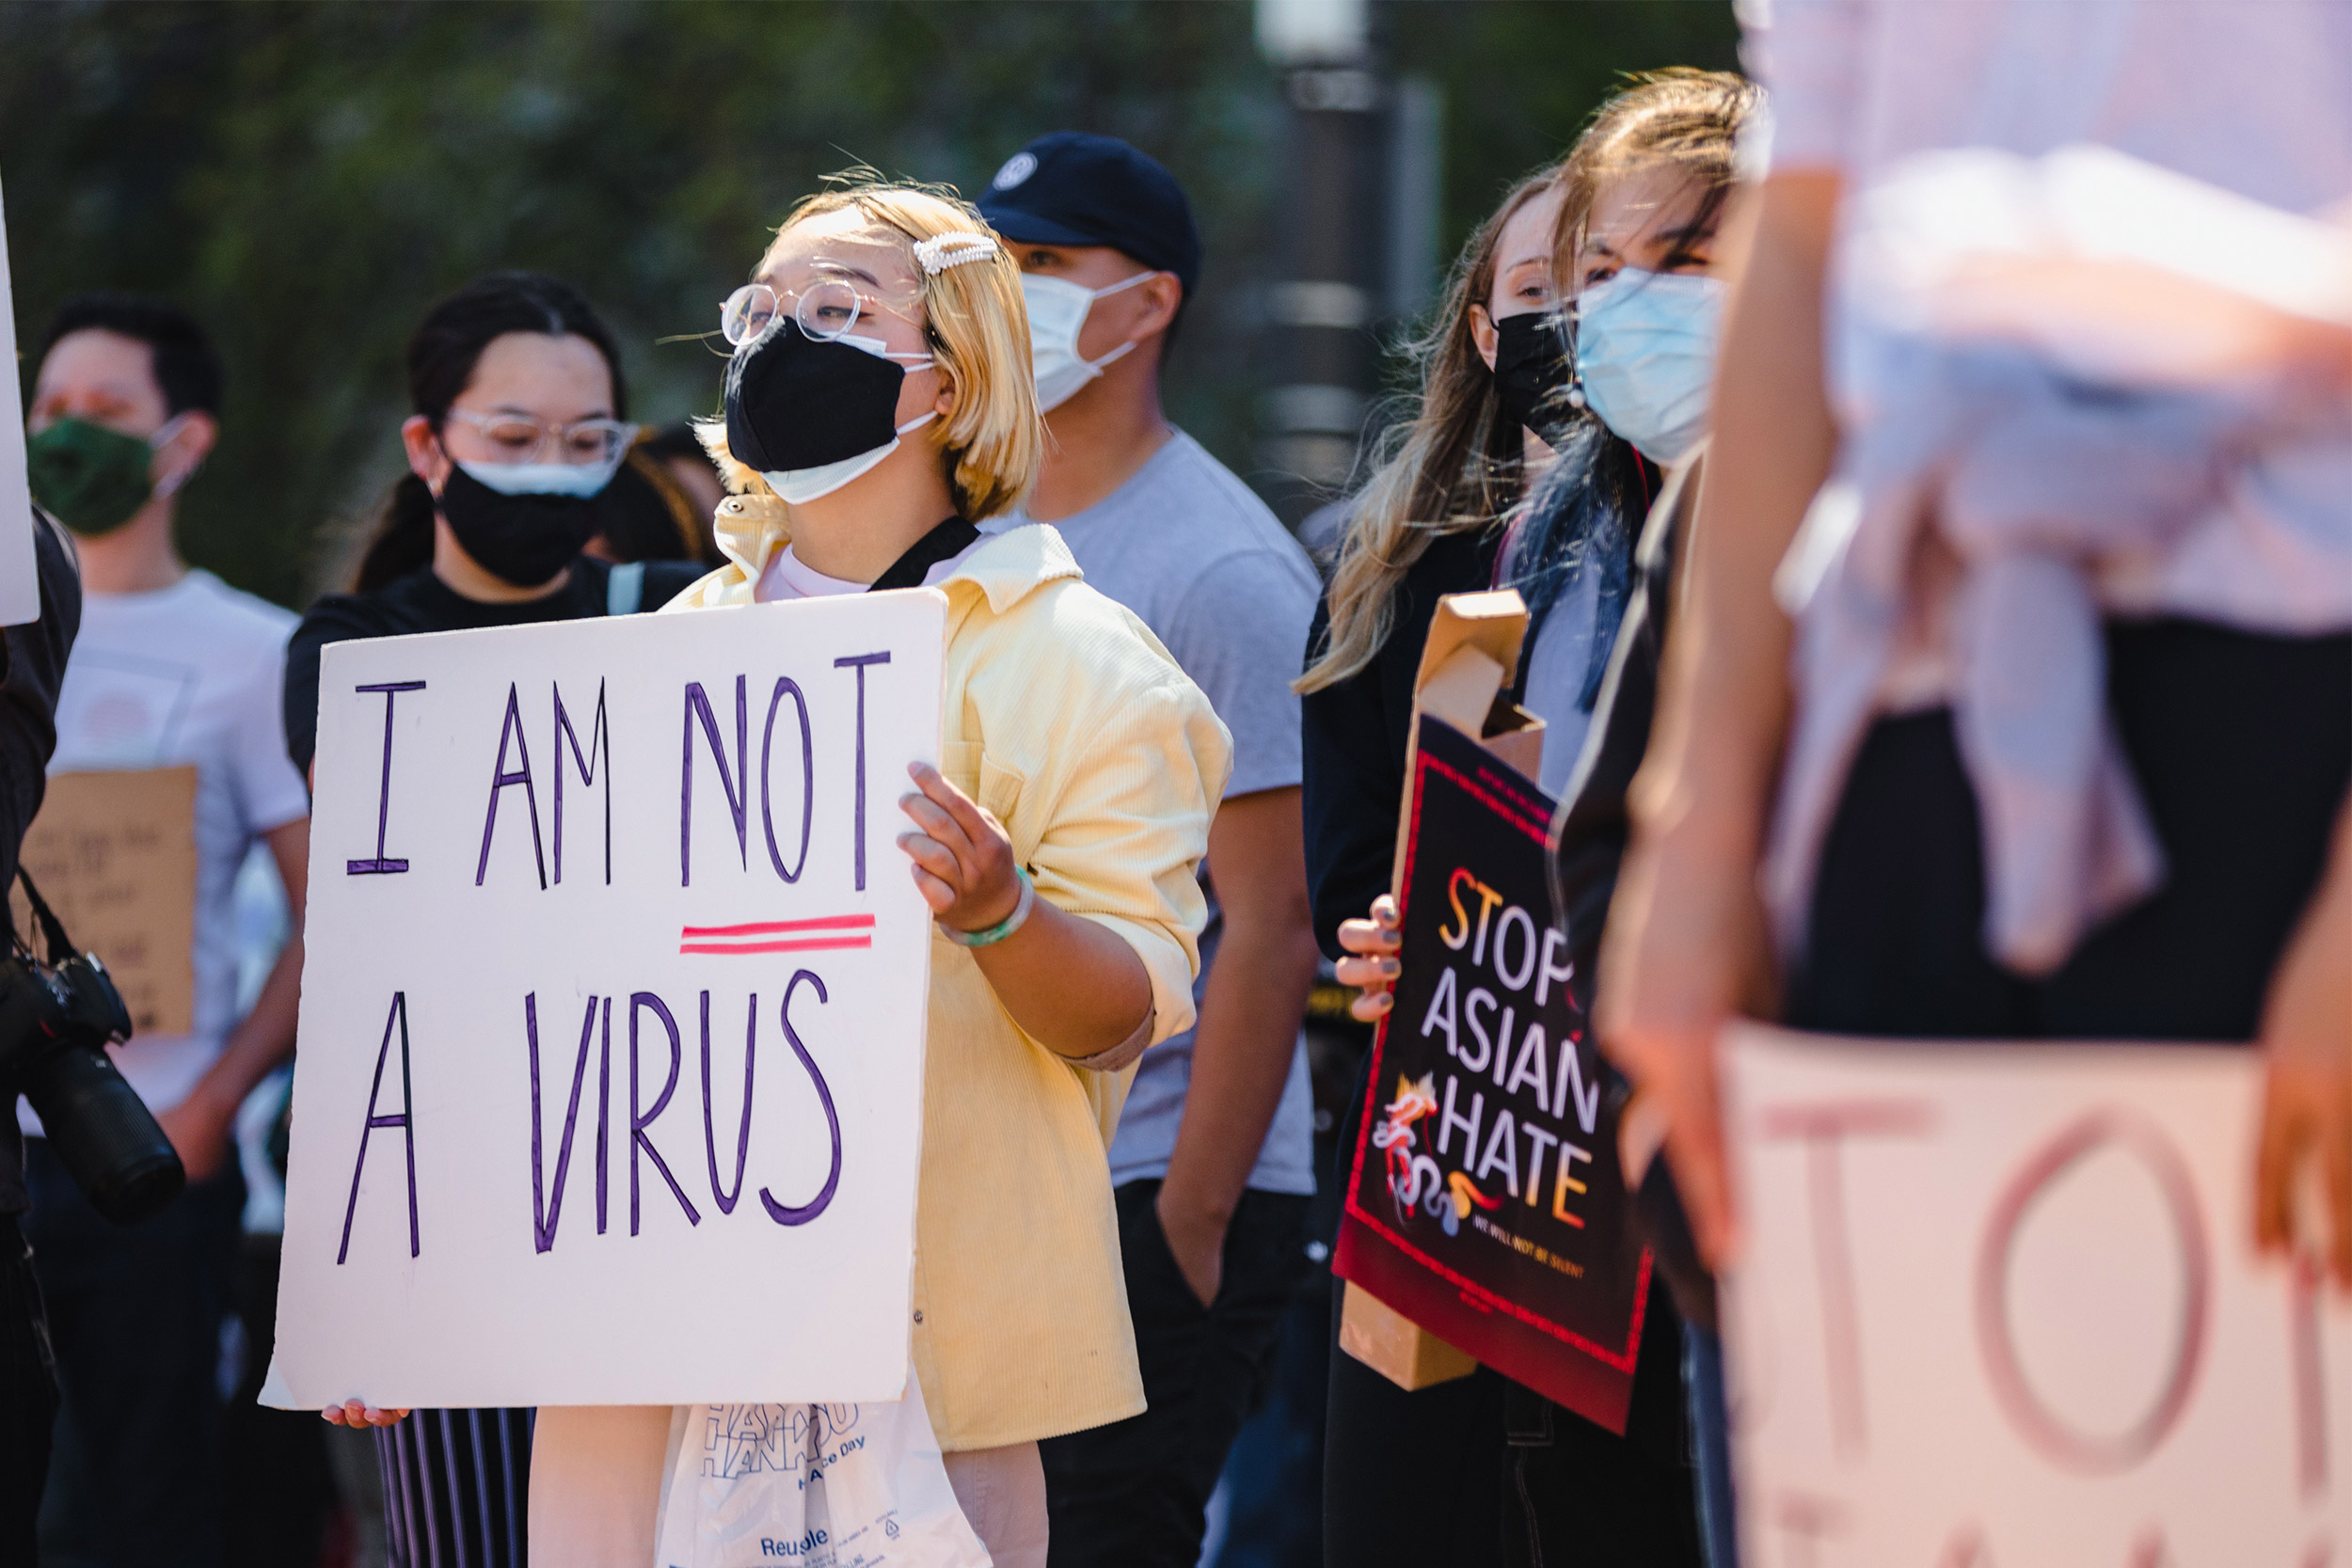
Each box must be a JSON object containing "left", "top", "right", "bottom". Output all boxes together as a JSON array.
[{"left": 509, "top": 179, "right": 1230, "bottom": 1566}]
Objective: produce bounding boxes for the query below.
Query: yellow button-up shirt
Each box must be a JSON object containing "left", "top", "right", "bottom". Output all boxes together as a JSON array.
[{"left": 668, "top": 497, "right": 1233, "bottom": 1449}]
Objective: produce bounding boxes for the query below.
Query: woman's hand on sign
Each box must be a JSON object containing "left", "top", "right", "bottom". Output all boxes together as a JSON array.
[
  {"left": 2254, "top": 797, "right": 2352, "bottom": 1289},
  {"left": 898, "top": 761, "right": 1022, "bottom": 933},
  {"left": 1334, "top": 895, "right": 1403, "bottom": 1022},
  {"left": 323, "top": 1400, "right": 409, "bottom": 1427}
]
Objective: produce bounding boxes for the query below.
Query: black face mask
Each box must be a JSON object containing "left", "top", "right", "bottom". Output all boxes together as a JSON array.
[
  {"left": 437, "top": 462, "right": 599, "bottom": 588},
  {"left": 724, "top": 319, "right": 911, "bottom": 477},
  {"left": 1492, "top": 310, "right": 1579, "bottom": 449}
]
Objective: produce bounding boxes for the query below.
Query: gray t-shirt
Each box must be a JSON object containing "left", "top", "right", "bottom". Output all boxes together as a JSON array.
[{"left": 986, "top": 431, "right": 1320, "bottom": 1196}]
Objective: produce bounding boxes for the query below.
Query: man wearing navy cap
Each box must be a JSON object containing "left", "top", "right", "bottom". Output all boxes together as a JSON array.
[{"left": 979, "top": 133, "right": 1324, "bottom": 1567}]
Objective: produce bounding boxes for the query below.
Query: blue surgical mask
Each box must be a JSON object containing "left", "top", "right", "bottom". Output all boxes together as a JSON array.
[{"left": 1572, "top": 269, "right": 1725, "bottom": 465}]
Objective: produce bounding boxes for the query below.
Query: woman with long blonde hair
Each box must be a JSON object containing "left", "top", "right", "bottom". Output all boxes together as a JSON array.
[{"left": 1303, "top": 70, "right": 1756, "bottom": 1567}]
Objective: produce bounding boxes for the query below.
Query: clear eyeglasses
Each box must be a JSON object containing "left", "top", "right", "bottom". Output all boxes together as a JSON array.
[
  {"left": 720, "top": 279, "right": 898, "bottom": 347},
  {"left": 442, "top": 409, "right": 639, "bottom": 465}
]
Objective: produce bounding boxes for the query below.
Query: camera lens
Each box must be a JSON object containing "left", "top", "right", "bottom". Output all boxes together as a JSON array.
[{"left": 21, "top": 1043, "right": 184, "bottom": 1226}]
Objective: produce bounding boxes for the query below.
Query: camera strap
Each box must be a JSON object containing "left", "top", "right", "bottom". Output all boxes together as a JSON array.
[{"left": 12, "top": 866, "right": 77, "bottom": 964}]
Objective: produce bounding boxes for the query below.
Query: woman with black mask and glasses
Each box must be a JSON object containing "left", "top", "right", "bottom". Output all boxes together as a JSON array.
[{"left": 282, "top": 270, "right": 704, "bottom": 1568}]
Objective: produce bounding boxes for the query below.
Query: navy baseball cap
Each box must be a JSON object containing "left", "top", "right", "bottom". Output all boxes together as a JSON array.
[{"left": 978, "top": 132, "right": 1202, "bottom": 295}]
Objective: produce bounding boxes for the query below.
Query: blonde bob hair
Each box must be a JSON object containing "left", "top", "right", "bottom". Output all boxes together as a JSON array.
[{"left": 702, "top": 175, "right": 1043, "bottom": 521}]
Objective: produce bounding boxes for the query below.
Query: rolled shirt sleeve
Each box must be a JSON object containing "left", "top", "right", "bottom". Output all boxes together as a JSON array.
[{"left": 1025, "top": 666, "right": 1233, "bottom": 1053}]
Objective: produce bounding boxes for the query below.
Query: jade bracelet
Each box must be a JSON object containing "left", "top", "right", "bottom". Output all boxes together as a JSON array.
[{"left": 938, "top": 865, "right": 1036, "bottom": 948}]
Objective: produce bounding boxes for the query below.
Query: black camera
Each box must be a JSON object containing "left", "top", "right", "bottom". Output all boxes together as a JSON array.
[{"left": 3, "top": 871, "right": 184, "bottom": 1225}]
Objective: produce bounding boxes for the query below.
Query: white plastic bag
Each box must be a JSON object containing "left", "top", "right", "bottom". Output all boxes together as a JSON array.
[{"left": 652, "top": 1370, "right": 992, "bottom": 1568}]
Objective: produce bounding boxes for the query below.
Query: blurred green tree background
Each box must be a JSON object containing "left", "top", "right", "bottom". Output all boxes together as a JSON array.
[{"left": 2, "top": 0, "right": 1734, "bottom": 609}]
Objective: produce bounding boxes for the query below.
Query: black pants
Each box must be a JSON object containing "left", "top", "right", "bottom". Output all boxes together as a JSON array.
[
  {"left": 1, "top": 1213, "right": 57, "bottom": 1568},
  {"left": 1041, "top": 1179, "right": 1309, "bottom": 1568},
  {"left": 1319, "top": 1063, "right": 1701, "bottom": 1568},
  {"left": 1324, "top": 1332, "right": 1505, "bottom": 1568},
  {"left": 1789, "top": 620, "right": 2352, "bottom": 1039},
  {"left": 1318, "top": 1277, "right": 1700, "bottom": 1568},
  {"left": 224, "top": 1234, "right": 337, "bottom": 1567},
  {"left": 25, "top": 1137, "right": 246, "bottom": 1568}
]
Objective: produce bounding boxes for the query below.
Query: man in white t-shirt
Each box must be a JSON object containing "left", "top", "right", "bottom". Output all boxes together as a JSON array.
[
  {"left": 18, "top": 295, "right": 310, "bottom": 1566},
  {"left": 979, "top": 134, "right": 1326, "bottom": 1567}
]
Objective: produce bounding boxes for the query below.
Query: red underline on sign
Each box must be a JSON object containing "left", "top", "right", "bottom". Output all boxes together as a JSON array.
[
  {"left": 681, "top": 914, "right": 876, "bottom": 939},
  {"left": 679, "top": 935, "right": 874, "bottom": 956}
]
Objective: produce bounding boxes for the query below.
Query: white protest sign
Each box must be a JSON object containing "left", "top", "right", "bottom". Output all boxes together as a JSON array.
[
  {"left": 0, "top": 176, "right": 38, "bottom": 625},
  {"left": 267, "top": 592, "right": 945, "bottom": 1411},
  {"left": 1720, "top": 1023, "right": 2350, "bottom": 1566}
]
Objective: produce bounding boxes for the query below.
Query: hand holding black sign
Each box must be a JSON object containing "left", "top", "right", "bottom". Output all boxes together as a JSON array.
[{"left": 1333, "top": 710, "right": 1652, "bottom": 1433}]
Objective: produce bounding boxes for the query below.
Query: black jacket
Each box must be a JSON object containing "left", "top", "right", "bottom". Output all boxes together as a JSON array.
[
  {"left": 1, "top": 515, "right": 84, "bottom": 1214},
  {"left": 1546, "top": 454, "right": 1713, "bottom": 1329}
]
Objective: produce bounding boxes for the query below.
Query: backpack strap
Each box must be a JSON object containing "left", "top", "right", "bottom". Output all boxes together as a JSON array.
[{"left": 606, "top": 561, "right": 647, "bottom": 617}]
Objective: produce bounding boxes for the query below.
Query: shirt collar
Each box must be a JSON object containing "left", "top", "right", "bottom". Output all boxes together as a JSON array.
[
  {"left": 705, "top": 493, "right": 1080, "bottom": 614},
  {"left": 938, "top": 521, "right": 1083, "bottom": 614}
]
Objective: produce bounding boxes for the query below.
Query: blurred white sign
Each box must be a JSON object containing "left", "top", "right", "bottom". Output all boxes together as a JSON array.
[
  {"left": 1722, "top": 1023, "right": 2349, "bottom": 1566},
  {"left": 1, "top": 177, "right": 36, "bottom": 625},
  {"left": 266, "top": 594, "right": 944, "bottom": 1411}
]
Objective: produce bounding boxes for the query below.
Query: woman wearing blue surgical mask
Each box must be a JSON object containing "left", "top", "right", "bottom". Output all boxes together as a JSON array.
[
  {"left": 285, "top": 272, "right": 707, "bottom": 1568},
  {"left": 1306, "top": 70, "right": 1756, "bottom": 1568}
]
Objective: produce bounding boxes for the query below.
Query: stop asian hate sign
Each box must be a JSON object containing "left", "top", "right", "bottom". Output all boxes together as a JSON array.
[{"left": 1719, "top": 1023, "right": 2349, "bottom": 1566}]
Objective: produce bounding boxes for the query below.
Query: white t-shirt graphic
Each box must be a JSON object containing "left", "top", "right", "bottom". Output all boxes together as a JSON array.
[{"left": 22, "top": 569, "right": 309, "bottom": 1126}]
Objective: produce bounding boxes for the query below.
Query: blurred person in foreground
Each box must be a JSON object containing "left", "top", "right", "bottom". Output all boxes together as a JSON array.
[
  {"left": 1, "top": 508, "right": 82, "bottom": 1565},
  {"left": 295, "top": 270, "right": 705, "bottom": 1568},
  {"left": 1311, "top": 71, "right": 1757, "bottom": 1568},
  {"left": 977, "top": 131, "right": 1324, "bottom": 1568},
  {"left": 1598, "top": 3, "right": 2352, "bottom": 1556},
  {"left": 19, "top": 294, "right": 312, "bottom": 1568}
]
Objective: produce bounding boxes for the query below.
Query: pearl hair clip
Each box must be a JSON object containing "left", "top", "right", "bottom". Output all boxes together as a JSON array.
[{"left": 912, "top": 230, "right": 998, "bottom": 275}]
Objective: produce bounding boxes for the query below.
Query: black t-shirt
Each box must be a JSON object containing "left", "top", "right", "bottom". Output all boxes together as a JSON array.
[{"left": 283, "top": 556, "right": 703, "bottom": 777}]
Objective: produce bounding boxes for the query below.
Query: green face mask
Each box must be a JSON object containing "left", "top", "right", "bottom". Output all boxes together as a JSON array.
[{"left": 25, "top": 416, "right": 167, "bottom": 537}]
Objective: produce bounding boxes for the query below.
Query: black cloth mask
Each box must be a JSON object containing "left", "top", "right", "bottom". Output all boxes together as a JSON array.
[
  {"left": 1492, "top": 310, "right": 1579, "bottom": 449},
  {"left": 724, "top": 319, "right": 911, "bottom": 475},
  {"left": 437, "top": 461, "right": 599, "bottom": 588}
]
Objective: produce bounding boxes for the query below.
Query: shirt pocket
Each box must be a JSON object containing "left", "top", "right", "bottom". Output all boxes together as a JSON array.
[{"left": 940, "top": 742, "right": 1030, "bottom": 857}]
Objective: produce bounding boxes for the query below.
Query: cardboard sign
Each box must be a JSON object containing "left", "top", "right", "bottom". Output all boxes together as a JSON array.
[
  {"left": 1334, "top": 706, "right": 1651, "bottom": 1433},
  {"left": 0, "top": 177, "right": 36, "bottom": 626},
  {"left": 1720, "top": 1023, "right": 2352, "bottom": 1563},
  {"left": 1337, "top": 591, "right": 1540, "bottom": 1393},
  {"left": 265, "top": 593, "right": 946, "bottom": 1412},
  {"left": 10, "top": 767, "right": 198, "bottom": 1036}
]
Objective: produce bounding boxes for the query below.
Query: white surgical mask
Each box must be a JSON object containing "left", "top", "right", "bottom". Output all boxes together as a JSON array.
[
  {"left": 454, "top": 455, "right": 624, "bottom": 499},
  {"left": 761, "top": 410, "right": 938, "bottom": 504},
  {"left": 1021, "top": 271, "right": 1155, "bottom": 412},
  {"left": 1573, "top": 269, "right": 1725, "bottom": 465}
]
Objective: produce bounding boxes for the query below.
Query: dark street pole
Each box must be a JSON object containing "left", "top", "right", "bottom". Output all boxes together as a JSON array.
[{"left": 1256, "top": 0, "right": 1386, "bottom": 524}]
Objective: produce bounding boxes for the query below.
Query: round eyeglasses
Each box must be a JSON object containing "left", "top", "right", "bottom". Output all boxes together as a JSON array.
[
  {"left": 721, "top": 279, "right": 907, "bottom": 348},
  {"left": 442, "top": 409, "right": 639, "bottom": 466}
]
